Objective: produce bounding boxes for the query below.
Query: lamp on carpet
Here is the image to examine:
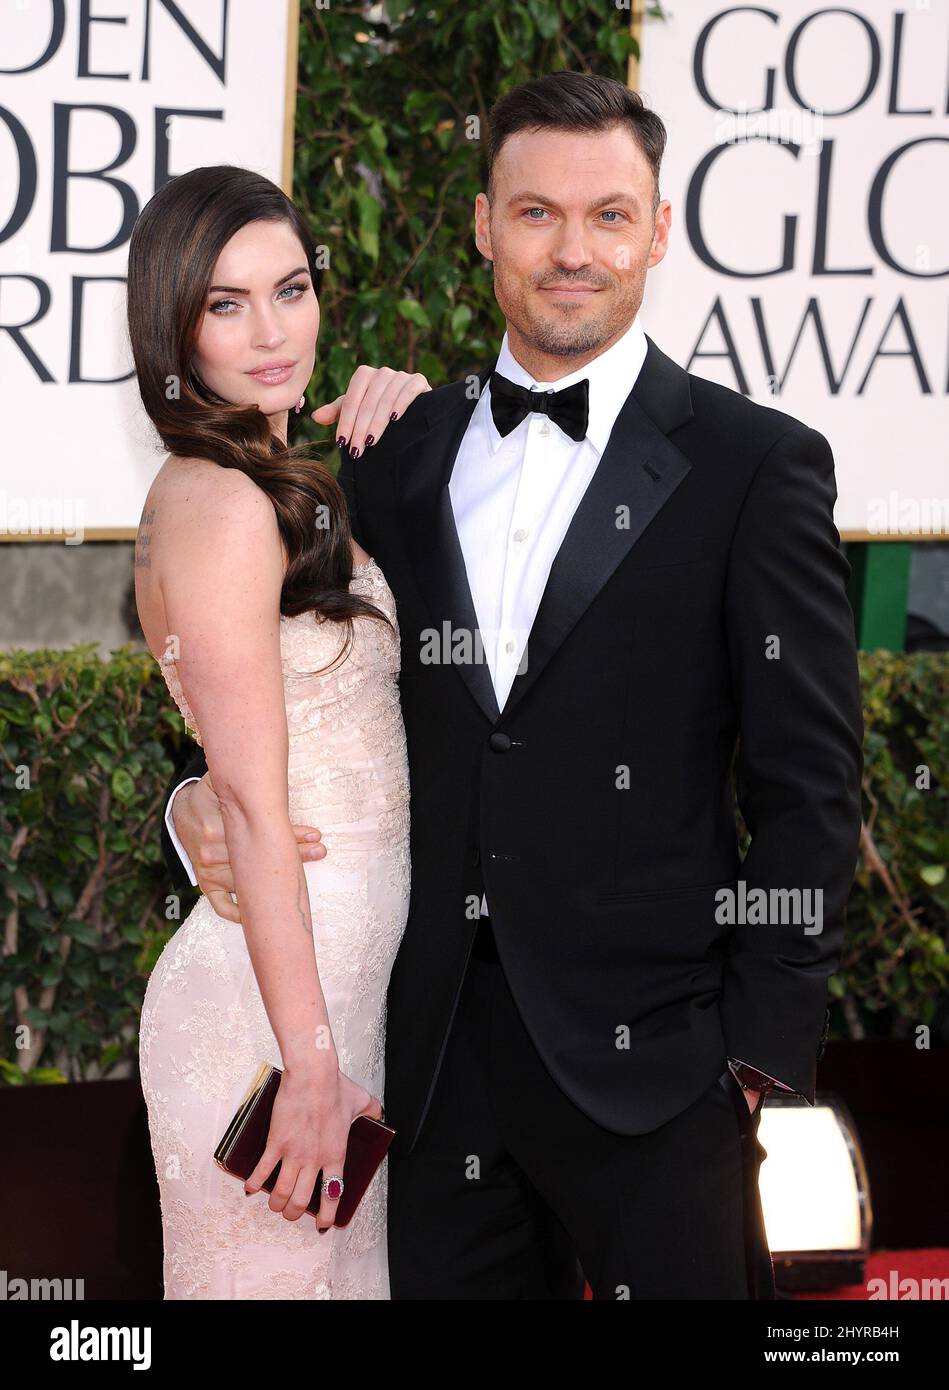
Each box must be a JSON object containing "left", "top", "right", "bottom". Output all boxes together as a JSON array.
[{"left": 758, "top": 1092, "right": 873, "bottom": 1292}]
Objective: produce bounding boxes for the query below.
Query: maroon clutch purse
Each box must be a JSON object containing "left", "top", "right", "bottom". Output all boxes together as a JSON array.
[{"left": 213, "top": 1061, "right": 396, "bottom": 1227}]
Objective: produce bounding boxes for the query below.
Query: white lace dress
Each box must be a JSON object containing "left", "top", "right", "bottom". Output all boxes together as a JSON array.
[{"left": 138, "top": 559, "right": 410, "bottom": 1299}]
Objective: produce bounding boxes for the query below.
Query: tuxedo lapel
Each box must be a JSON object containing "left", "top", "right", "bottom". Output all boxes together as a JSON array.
[
  {"left": 399, "top": 359, "right": 501, "bottom": 724},
  {"left": 397, "top": 335, "right": 694, "bottom": 727}
]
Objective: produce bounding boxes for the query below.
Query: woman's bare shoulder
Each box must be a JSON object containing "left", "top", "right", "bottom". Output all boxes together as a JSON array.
[{"left": 146, "top": 454, "right": 277, "bottom": 533}]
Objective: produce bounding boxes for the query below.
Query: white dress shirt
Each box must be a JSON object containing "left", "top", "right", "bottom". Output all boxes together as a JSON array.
[
  {"left": 165, "top": 776, "right": 201, "bottom": 887},
  {"left": 451, "top": 314, "right": 648, "bottom": 918},
  {"left": 166, "top": 315, "right": 650, "bottom": 920}
]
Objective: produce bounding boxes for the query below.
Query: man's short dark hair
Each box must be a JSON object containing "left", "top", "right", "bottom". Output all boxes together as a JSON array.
[{"left": 485, "top": 71, "right": 667, "bottom": 214}]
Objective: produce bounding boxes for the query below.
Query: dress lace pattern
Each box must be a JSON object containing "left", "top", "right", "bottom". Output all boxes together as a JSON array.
[{"left": 139, "top": 560, "right": 410, "bottom": 1299}]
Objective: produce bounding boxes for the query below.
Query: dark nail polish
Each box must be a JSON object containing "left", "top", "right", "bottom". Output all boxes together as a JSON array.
[
  {"left": 337, "top": 436, "right": 347, "bottom": 449},
  {"left": 365, "top": 435, "right": 374, "bottom": 447},
  {"left": 349, "top": 445, "right": 360, "bottom": 459},
  {"left": 390, "top": 412, "right": 399, "bottom": 421}
]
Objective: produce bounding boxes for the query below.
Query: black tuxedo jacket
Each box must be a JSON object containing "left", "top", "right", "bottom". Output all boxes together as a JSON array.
[{"left": 160, "top": 334, "right": 863, "bottom": 1157}]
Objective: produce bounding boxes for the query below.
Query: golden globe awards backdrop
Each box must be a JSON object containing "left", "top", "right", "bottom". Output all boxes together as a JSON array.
[
  {"left": 4, "top": 2, "right": 944, "bottom": 542},
  {"left": 636, "top": 1, "right": 948, "bottom": 539},
  {"left": 0, "top": 0, "right": 299, "bottom": 539}
]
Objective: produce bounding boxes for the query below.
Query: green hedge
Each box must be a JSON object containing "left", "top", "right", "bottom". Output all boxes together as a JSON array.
[
  {"left": 1, "top": 647, "right": 946, "bottom": 1082},
  {"left": 0, "top": 647, "right": 194, "bottom": 1085},
  {"left": 841, "top": 653, "right": 949, "bottom": 1037}
]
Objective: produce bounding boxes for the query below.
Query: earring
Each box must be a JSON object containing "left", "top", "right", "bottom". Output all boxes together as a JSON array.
[{"left": 294, "top": 394, "right": 305, "bottom": 414}]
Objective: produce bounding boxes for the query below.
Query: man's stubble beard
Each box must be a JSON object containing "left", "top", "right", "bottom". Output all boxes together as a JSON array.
[{"left": 494, "top": 263, "right": 647, "bottom": 362}]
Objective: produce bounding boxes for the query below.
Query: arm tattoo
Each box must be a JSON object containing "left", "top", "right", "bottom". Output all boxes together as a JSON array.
[{"left": 135, "top": 506, "right": 156, "bottom": 569}]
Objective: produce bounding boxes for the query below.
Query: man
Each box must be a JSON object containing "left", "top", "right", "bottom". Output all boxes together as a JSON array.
[{"left": 160, "top": 71, "right": 863, "bottom": 1299}]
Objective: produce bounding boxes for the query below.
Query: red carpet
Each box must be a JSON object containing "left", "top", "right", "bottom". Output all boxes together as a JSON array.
[
  {"left": 580, "top": 1251, "right": 949, "bottom": 1300},
  {"left": 792, "top": 1249, "right": 949, "bottom": 1300}
]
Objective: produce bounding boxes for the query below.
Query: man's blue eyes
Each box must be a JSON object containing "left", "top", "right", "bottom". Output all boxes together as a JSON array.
[
  {"left": 523, "top": 209, "right": 624, "bottom": 223},
  {"left": 208, "top": 283, "right": 308, "bottom": 315}
]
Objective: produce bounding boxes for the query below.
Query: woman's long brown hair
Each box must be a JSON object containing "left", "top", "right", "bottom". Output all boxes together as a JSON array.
[{"left": 126, "top": 164, "right": 391, "bottom": 659}]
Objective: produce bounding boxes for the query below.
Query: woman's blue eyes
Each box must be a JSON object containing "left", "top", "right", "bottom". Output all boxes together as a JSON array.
[{"left": 208, "top": 282, "right": 308, "bottom": 315}]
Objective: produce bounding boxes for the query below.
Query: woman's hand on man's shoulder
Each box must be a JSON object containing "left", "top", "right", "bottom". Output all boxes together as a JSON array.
[{"left": 310, "top": 365, "right": 431, "bottom": 460}]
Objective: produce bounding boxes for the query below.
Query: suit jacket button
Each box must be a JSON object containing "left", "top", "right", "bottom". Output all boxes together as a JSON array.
[{"left": 488, "top": 731, "right": 512, "bottom": 753}]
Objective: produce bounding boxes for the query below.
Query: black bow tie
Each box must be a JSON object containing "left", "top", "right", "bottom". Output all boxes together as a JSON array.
[{"left": 489, "top": 372, "right": 589, "bottom": 443}]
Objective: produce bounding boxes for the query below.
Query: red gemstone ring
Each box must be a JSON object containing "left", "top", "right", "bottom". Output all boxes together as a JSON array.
[{"left": 322, "top": 1174, "right": 344, "bottom": 1202}]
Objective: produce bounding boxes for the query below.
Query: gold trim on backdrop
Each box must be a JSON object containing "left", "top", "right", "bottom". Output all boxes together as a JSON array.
[
  {"left": 839, "top": 532, "right": 946, "bottom": 543},
  {"left": 282, "top": 0, "right": 301, "bottom": 194},
  {"left": 1, "top": 529, "right": 944, "bottom": 544},
  {"left": 627, "top": 2, "right": 646, "bottom": 92},
  {"left": 1, "top": 530, "right": 138, "bottom": 543}
]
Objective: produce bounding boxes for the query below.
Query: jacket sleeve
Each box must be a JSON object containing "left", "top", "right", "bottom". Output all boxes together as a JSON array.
[
  {"left": 337, "top": 445, "right": 368, "bottom": 549},
  {"left": 720, "top": 423, "right": 863, "bottom": 1104},
  {"left": 160, "top": 746, "right": 209, "bottom": 893}
]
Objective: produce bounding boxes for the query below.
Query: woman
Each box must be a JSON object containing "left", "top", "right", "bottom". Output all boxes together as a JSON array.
[{"left": 130, "top": 165, "right": 429, "bottom": 1299}]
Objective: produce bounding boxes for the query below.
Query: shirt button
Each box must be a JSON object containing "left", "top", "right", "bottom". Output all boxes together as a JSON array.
[
  {"left": 505, "top": 640, "right": 516, "bottom": 654},
  {"left": 513, "top": 528, "right": 527, "bottom": 543},
  {"left": 538, "top": 422, "right": 550, "bottom": 436}
]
